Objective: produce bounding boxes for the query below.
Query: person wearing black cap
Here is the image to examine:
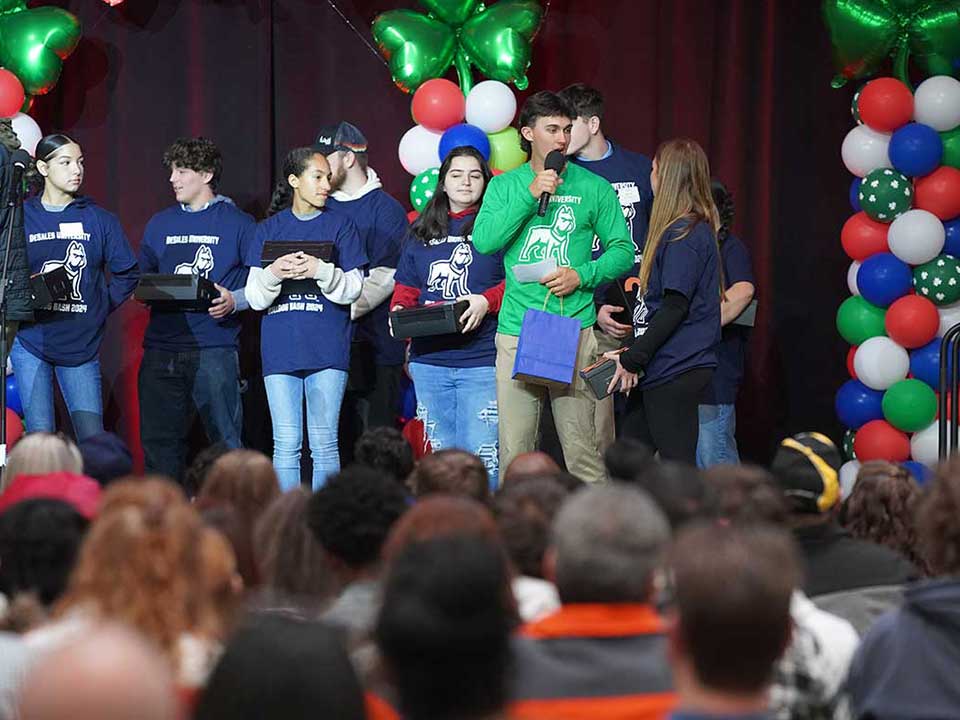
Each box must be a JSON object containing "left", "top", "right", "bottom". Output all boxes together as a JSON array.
[
  {"left": 771, "top": 431, "right": 917, "bottom": 634},
  {"left": 314, "top": 122, "right": 409, "bottom": 461}
]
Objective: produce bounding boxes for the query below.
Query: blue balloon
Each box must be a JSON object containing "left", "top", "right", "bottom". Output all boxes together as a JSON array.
[
  {"left": 889, "top": 122, "right": 944, "bottom": 178},
  {"left": 856, "top": 252, "right": 913, "bottom": 307},
  {"left": 438, "top": 123, "right": 491, "bottom": 162},
  {"left": 902, "top": 460, "right": 933, "bottom": 485},
  {"left": 909, "top": 337, "right": 951, "bottom": 389},
  {"left": 835, "top": 379, "right": 885, "bottom": 429},
  {"left": 849, "top": 177, "right": 862, "bottom": 211},
  {"left": 5, "top": 375, "right": 21, "bottom": 417},
  {"left": 944, "top": 217, "right": 960, "bottom": 257}
]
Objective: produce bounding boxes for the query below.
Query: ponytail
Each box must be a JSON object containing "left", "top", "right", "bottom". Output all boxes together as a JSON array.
[
  {"left": 267, "top": 179, "right": 293, "bottom": 216},
  {"left": 268, "top": 147, "right": 320, "bottom": 217}
]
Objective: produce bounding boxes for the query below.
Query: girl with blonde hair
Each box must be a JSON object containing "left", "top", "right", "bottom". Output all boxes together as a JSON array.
[{"left": 606, "top": 138, "right": 722, "bottom": 463}]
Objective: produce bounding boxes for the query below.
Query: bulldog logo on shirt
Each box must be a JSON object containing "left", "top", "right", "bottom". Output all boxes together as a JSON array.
[
  {"left": 41, "top": 240, "right": 86, "bottom": 301},
  {"left": 426, "top": 242, "right": 473, "bottom": 300},
  {"left": 519, "top": 205, "right": 576, "bottom": 265},
  {"left": 591, "top": 200, "right": 638, "bottom": 258},
  {"left": 174, "top": 244, "right": 215, "bottom": 278}
]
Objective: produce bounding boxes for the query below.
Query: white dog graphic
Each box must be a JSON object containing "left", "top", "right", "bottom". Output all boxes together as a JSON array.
[
  {"left": 174, "top": 245, "right": 215, "bottom": 278},
  {"left": 426, "top": 242, "right": 473, "bottom": 300},
  {"left": 40, "top": 240, "right": 87, "bottom": 301},
  {"left": 519, "top": 204, "right": 576, "bottom": 265}
]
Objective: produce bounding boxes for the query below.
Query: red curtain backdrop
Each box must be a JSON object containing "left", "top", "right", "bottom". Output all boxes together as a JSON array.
[{"left": 33, "top": 0, "right": 855, "bottom": 468}]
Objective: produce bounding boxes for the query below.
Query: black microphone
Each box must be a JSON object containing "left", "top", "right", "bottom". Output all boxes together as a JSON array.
[
  {"left": 7, "top": 150, "right": 30, "bottom": 203},
  {"left": 537, "top": 149, "right": 566, "bottom": 217}
]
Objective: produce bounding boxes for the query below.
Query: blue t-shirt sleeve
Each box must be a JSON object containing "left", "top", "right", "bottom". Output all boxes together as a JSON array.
[
  {"left": 228, "top": 214, "right": 258, "bottom": 290},
  {"left": 102, "top": 211, "right": 140, "bottom": 310},
  {"left": 369, "top": 199, "right": 409, "bottom": 269},
  {"left": 336, "top": 218, "right": 368, "bottom": 273},
  {"left": 245, "top": 221, "right": 269, "bottom": 268},
  {"left": 394, "top": 240, "right": 421, "bottom": 288},
  {"left": 723, "top": 235, "right": 754, "bottom": 287},
  {"left": 659, "top": 236, "right": 704, "bottom": 300},
  {"left": 138, "top": 217, "right": 160, "bottom": 273}
]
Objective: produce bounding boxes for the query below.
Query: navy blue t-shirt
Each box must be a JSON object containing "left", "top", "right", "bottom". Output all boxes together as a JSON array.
[
  {"left": 246, "top": 208, "right": 367, "bottom": 376},
  {"left": 702, "top": 233, "right": 755, "bottom": 405},
  {"left": 326, "top": 188, "right": 408, "bottom": 366},
  {"left": 633, "top": 219, "right": 720, "bottom": 388},
  {"left": 19, "top": 196, "right": 139, "bottom": 366},
  {"left": 395, "top": 213, "right": 505, "bottom": 368},
  {"left": 139, "top": 199, "right": 256, "bottom": 351},
  {"left": 573, "top": 141, "right": 653, "bottom": 310}
]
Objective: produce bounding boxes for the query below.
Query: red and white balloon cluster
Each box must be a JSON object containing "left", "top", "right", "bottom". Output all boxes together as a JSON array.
[
  {"left": 398, "top": 78, "right": 526, "bottom": 220},
  {"left": 0, "top": 69, "right": 41, "bottom": 156},
  {"left": 836, "top": 75, "right": 960, "bottom": 491}
]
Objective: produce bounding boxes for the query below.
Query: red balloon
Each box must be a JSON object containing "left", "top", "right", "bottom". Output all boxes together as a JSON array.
[
  {"left": 886, "top": 295, "right": 939, "bottom": 348},
  {"left": 412, "top": 79, "right": 466, "bottom": 133},
  {"left": 854, "top": 419, "right": 910, "bottom": 462},
  {"left": 858, "top": 77, "right": 914, "bottom": 133},
  {"left": 841, "top": 212, "right": 890, "bottom": 260},
  {"left": 5, "top": 408, "right": 22, "bottom": 448},
  {"left": 846, "top": 345, "right": 859, "bottom": 379},
  {"left": 407, "top": 210, "right": 419, "bottom": 223},
  {"left": 0, "top": 70, "right": 25, "bottom": 119},
  {"left": 915, "top": 166, "right": 960, "bottom": 221}
]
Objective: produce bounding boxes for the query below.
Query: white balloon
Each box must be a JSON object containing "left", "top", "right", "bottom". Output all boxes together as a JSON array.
[
  {"left": 914, "top": 75, "right": 960, "bottom": 133},
  {"left": 11, "top": 112, "right": 41, "bottom": 157},
  {"left": 465, "top": 80, "right": 517, "bottom": 134},
  {"left": 841, "top": 124, "right": 891, "bottom": 177},
  {"left": 911, "top": 421, "right": 941, "bottom": 467},
  {"left": 847, "top": 260, "right": 862, "bottom": 296},
  {"left": 854, "top": 336, "right": 910, "bottom": 390},
  {"left": 839, "top": 460, "right": 861, "bottom": 500},
  {"left": 938, "top": 299, "right": 960, "bottom": 337},
  {"left": 888, "top": 209, "right": 945, "bottom": 265},
  {"left": 398, "top": 125, "right": 442, "bottom": 176}
]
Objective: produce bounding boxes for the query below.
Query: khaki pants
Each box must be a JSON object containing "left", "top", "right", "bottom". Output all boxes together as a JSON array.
[
  {"left": 495, "top": 328, "right": 606, "bottom": 485},
  {"left": 593, "top": 327, "right": 621, "bottom": 455}
]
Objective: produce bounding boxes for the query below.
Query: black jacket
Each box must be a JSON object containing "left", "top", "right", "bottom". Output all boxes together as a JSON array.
[{"left": 0, "top": 145, "right": 35, "bottom": 322}]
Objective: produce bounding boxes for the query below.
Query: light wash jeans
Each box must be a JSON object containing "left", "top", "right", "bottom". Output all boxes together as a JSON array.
[{"left": 696, "top": 403, "right": 740, "bottom": 468}]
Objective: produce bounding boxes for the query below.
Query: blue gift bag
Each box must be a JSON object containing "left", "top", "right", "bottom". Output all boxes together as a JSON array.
[{"left": 512, "top": 303, "right": 581, "bottom": 387}]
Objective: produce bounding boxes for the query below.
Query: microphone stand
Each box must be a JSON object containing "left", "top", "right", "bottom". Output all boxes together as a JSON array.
[{"left": 0, "top": 166, "right": 21, "bottom": 467}]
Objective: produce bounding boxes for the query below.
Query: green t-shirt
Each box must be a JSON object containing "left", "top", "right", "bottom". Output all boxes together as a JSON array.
[{"left": 473, "top": 162, "right": 633, "bottom": 336}]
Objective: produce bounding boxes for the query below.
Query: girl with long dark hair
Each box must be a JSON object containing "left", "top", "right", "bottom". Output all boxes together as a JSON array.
[
  {"left": 606, "top": 138, "right": 721, "bottom": 464},
  {"left": 244, "top": 147, "right": 366, "bottom": 490},
  {"left": 390, "top": 146, "right": 505, "bottom": 487},
  {"left": 11, "top": 134, "right": 139, "bottom": 440}
]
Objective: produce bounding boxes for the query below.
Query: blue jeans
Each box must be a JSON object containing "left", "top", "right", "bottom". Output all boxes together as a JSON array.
[
  {"left": 264, "top": 370, "right": 347, "bottom": 491},
  {"left": 10, "top": 337, "right": 103, "bottom": 441},
  {"left": 696, "top": 403, "right": 740, "bottom": 468},
  {"left": 139, "top": 347, "right": 243, "bottom": 483},
  {"left": 408, "top": 362, "right": 499, "bottom": 489}
]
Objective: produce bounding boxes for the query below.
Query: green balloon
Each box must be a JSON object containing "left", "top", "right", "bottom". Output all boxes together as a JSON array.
[
  {"left": 913, "top": 254, "right": 960, "bottom": 306},
  {"left": 851, "top": 86, "right": 863, "bottom": 124},
  {"left": 487, "top": 127, "right": 527, "bottom": 172},
  {"left": 941, "top": 127, "right": 960, "bottom": 172},
  {"left": 372, "top": 9, "right": 457, "bottom": 94},
  {"left": 460, "top": 0, "right": 543, "bottom": 91},
  {"left": 882, "top": 378, "right": 937, "bottom": 432},
  {"left": 417, "top": 0, "right": 481, "bottom": 27},
  {"left": 842, "top": 428, "right": 857, "bottom": 461},
  {"left": 409, "top": 167, "right": 439, "bottom": 211},
  {"left": 859, "top": 168, "right": 913, "bottom": 223},
  {"left": 0, "top": 6, "right": 82, "bottom": 96},
  {"left": 837, "top": 295, "right": 887, "bottom": 345}
]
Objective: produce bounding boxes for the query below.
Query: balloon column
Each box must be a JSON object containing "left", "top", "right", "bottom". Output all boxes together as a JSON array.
[{"left": 836, "top": 74, "right": 960, "bottom": 477}]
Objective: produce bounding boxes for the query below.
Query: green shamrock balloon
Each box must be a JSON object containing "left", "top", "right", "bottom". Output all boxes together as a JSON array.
[
  {"left": 409, "top": 167, "right": 439, "bottom": 210},
  {"left": 913, "top": 254, "right": 960, "bottom": 306},
  {"left": 0, "top": 1, "right": 82, "bottom": 96},
  {"left": 842, "top": 428, "right": 857, "bottom": 461},
  {"left": 373, "top": 0, "right": 543, "bottom": 95},
  {"left": 859, "top": 168, "right": 913, "bottom": 223},
  {"left": 823, "top": 0, "right": 960, "bottom": 88}
]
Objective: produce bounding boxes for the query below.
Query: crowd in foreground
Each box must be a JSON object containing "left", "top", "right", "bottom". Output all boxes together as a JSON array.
[{"left": 0, "top": 426, "right": 955, "bottom": 720}]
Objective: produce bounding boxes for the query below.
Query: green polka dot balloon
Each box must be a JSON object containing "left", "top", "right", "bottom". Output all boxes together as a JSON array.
[
  {"left": 859, "top": 168, "right": 913, "bottom": 223},
  {"left": 851, "top": 86, "right": 863, "bottom": 125},
  {"left": 409, "top": 167, "right": 439, "bottom": 211},
  {"left": 914, "top": 254, "right": 960, "bottom": 306},
  {"left": 842, "top": 428, "right": 856, "bottom": 461}
]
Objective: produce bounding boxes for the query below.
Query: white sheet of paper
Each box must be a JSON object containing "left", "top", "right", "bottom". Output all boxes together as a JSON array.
[
  {"left": 512, "top": 258, "right": 558, "bottom": 284},
  {"left": 59, "top": 222, "right": 85, "bottom": 239}
]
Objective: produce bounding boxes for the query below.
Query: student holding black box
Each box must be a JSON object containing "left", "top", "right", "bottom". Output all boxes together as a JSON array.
[
  {"left": 390, "top": 146, "right": 505, "bottom": 487},
  {"left": 244, "top": 147, "right": 367, "bottom": 491}
]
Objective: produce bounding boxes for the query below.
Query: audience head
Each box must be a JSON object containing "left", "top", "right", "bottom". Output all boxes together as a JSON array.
[
  {"left": 2, "top": 432, "right": 83, "bottom": 492},
  {"left": 97, "top": 475, "right": 186, "bottom": 515},
  {"left": 635, "top": 461, "right": 711, "bottom": 530},
  {"left": 195, "top": 614, "right": 365, "bottom": 720},
  {"left": 353, "top": 427, "right": 415, "bottom": 487},
  {"left": 201, "top": 504, "right": 259, "bottom": 589},
  {"left": 549, "top": 484, "right": 670, "bottom": 604},
  {"left": 409, "top": 449, "right": 490, "bottom": 503},
  {"left": 197, "top": 449, "right": 280, "bottom": 527},
  {"left": 253, "top": 488, "right": 334, "bottom": 611},
  {"left": 494, "top": 477, "right": 567, "bottom": 578},
  {"left": 667, "top": 523, "right": 798, "bottom": 702},
  {"left": 183, "top": 443, "right": 229, "bottom": 498},
  {"left": 78, "top": 432, "right": 134, "bottom": 486},
  {"left": 307, "top": 466, "right": 408, "bottom": 576},
  {"left": 557, "top": 82, "right": 605, "bottom": 156},
  {"left": 918, "top": 457, "right": 960, "bottom": 576},
  {"left": 770, "top": 432, "right": 842, "bottom": 521},
  {"left": 604, "top": 437, "right": 655, "bottom": 483},
  {"left": 383, "top": 494, "right": 503, "bottom": 561},
  {"left": 517, "top": 90, "right": 575, "bottom": 159},
  {"left": 502, "top": 451, "right": 561, "bottom": 486},
  {"left": 703, "top": 464, "right": 788, "bottom": 527},
  {"left": 843, "top": 460, "right": 927, "bottom": 573},
  {"left": 376, "top": 536, "right": 513, "bottom": 720}
]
